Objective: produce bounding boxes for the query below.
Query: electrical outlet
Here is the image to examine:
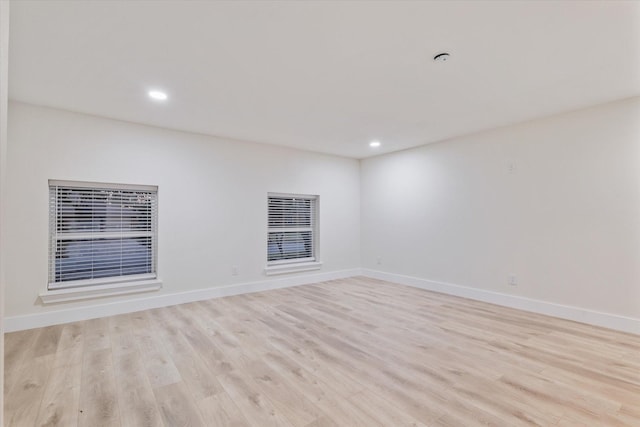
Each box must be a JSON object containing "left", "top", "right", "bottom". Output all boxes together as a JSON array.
[
  {"left": 232, "top": 266, "right": 239, "bottom": 276},
  {"left": 508, "top": 275, "right": 517, "bottom": 286}
]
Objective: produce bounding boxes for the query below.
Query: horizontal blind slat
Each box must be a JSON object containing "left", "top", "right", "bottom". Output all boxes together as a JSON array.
[
  {"left": 267, "top": 194, "right": 317, "bottom": 263},
  {"left": 49, "top": 183, "right": 157, "bottom": 287}
]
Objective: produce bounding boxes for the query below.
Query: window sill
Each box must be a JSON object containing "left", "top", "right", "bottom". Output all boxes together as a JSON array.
[
  {"left": 39, "top": 279, "right": 162, "bottom": 304},
  {"left": 264, "top": 261, "right": 323, "bottom": 276}
]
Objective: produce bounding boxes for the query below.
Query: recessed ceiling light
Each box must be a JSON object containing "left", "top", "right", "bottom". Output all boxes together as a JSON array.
[
  {"left": 369, "top": 140, "right": 381, "bottom": 148},
  {"left": 433, "top": 52, "right": 450, "bottom": 62},
  {"left": 148, "top": 90, "right": 168, "bottom": 101}
]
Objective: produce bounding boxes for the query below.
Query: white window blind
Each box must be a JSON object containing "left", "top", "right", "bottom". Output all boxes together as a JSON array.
[
  {"left": 48, "top": 180, "right": 158, "bottom": 290},
  {"left": 267, "top": 194, "right": 318, "bottom": 264}
]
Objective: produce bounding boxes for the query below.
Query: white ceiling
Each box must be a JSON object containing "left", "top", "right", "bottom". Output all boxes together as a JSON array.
[{"left": 8, "top": 0, "right": 640, "bottom": 159}]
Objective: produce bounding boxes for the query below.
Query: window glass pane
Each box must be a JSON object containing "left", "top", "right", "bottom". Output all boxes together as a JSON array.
[
  {"left": 268, "top": 197, "right": 312, "bottom": 228},
  {"left": 49, "top": 182, "right": 157, "bottom": 288},
  {"left": 55, "top": 237, "right": 153, "bottom": 282},
  {"left": 56, "top": 188, "right": 153, "bottom": 233},
  {"left": 268, "top": 231, "right": 313, "bottom": 261}
]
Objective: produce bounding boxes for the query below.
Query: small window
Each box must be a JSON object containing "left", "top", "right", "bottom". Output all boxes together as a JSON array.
[
  {"left": 48, "top": 180, "right": 158, "bottom": 290},
  {"left": 267, "top": 193, "right": 318, "bottom": 265}
]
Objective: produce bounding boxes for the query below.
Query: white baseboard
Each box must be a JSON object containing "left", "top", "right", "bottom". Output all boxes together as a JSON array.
[
  {"left": 7, "top": 268, "right": 638, "bottom": 335},
  {"left": 4, "top": 268, "right": 362, "bottom": 332},
  {"left": 362, "top": 269, "right": 640, "bottom": 335}
]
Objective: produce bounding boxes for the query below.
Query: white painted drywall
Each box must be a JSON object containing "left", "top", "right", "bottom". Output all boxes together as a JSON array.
[
  {"left": 0, "top": 1, "right": 10, "bottom": 424},
  {"left": 5, "top": 101, "right": 360, "bottom": 318},
  {"left": 361, "top": 97, "right": 640, "bottom": 319},
  {"left": 5, "top": 96, "right": 640, "bottom": 332}
]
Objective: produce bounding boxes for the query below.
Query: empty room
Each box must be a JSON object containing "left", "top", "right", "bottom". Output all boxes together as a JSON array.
[{"left": 1, "top": 0, "right": 639, "bottom": 426}]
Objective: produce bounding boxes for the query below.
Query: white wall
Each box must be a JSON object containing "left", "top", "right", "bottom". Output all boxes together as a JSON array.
[
  {"left": 5, "top": 101, "right": 360, "bottom": 321},
  {"left": 0, "top": 1, "right": 10, "bottom": 424},
  {"left": 361, "top": 97, "right": 640, "bottom": 322},
  {"left": 5, "top": 97, "right": 640, "bottom": 333}
]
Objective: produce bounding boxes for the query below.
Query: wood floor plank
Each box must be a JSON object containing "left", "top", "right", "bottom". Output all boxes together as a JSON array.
[
  {"left": 118, "top": 385, "right": 164, "bottom": 427},
  {"left": 113, "top": 349, "right": 164, "bottom": 427},
  {"left": 4, "top": 276, "right": 640, "bottom": 426},
  {"left": 82, "top": 317, "right": 111, "bottom": 353},
  {"left": 31, "top": 325, "right": 64, "bottom": 358},
  {"left": 3, "top": 328, "right": 38, "bottom": 395},
  {"left": 347, "top": 389, "right": 429, "bottom": 427},
  {"left": 54, "top": 322, "right": 84, "bottom": 364},
  {"left": 133, "top": 325, "right": 182, "bottom": 390},
  {"left": 243, "top": 359, "right": 326, "bottom": 425},
  {"left": 78, "top": 348, "right": 120, "bottom": 427},
  {"left": 4, "top": 355, "right": 54, "bottom": 427},
  {"left": 34, "top": 356, "right": 82, "bottom": 427},
  {"left": 197, "top": 391, "right": 251, "bottom": 427},
  {"left": 153, "top": 381, "right": 206, "bottom": 427},
  {"left": 217, "top": 370, "right": 296, "bottom": 427}
]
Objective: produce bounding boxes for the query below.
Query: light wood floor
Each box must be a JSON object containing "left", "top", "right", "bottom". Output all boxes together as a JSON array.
[{"left": 4, "top": 277, "right": 640, "bottom": 426}]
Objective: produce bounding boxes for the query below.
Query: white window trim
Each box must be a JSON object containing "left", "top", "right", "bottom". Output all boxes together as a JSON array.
[
  {"left": 268, "top": 256, "right": 316, "bottom": 266},
  {"left": 266, "top": 193, "right": 320, "bottom": 274},
  {"left": 264, "top": 261, "right": 323, "bottom": 276},
  {"left": 49, "top": 179, "right": 157, "bottom": 192},
  {"left": 39, "top": 278, "right": 162, "bottom": 304},
  {"left": 48, "top": 179, "right": 159, "bottom": 296},
  {"left": 47, "top": 273, "right": 157, "bottom": 291}
]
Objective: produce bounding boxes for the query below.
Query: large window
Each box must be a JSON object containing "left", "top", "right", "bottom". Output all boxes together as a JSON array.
[
  {"left": 267, "top": 193, "right": 318, "bottom": 266},
  {"left": 48, "top": 180, "right": 158, "bottom": 290}
]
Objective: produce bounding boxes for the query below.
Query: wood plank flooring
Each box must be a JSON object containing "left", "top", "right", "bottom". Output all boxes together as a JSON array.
[{"left": 4, "top": 276, "right": 640, "bottom": 426}]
